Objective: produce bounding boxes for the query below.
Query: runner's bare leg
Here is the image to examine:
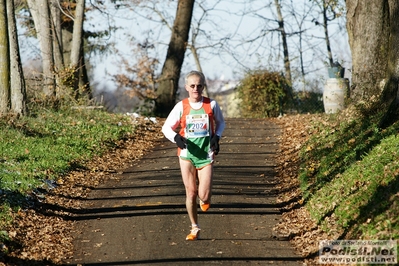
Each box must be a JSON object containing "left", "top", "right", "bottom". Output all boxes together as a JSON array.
[
  {"left": 179, "top": 158, "right": 198, "bottom": 226},
  {"left": 197, "top": 164, "right": 213, "bottom": 203}
]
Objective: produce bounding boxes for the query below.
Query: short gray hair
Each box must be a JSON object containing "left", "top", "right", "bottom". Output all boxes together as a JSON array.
[{"left": 185, "top": 70, "right": 206, "bottom": 85}]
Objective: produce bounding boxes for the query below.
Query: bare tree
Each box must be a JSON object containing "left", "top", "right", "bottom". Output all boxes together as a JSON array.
[
  {"left": 155, "top": 0, "right": 195, "bottom": 117},
  {"left": 287, "top": 0, "right": 317, "bottom": 92},
  {"left": 317, "top": 0, "right": 334, "bottom": 67},
  {"left": 186, "top": 0, "right": 230, "bottom": 96},
  {"left": 0, "top": 0, "right": 10, "bottom": 114},
  {"left": 27, "top": 0, "right": 56, "bottom": 98},
  {"left": 125, "top": 0, "right": 233, "bottom": 102},
  {"left": 112, "top": 41, "right": 159, "bottom": 113},
  {"left": 230, "top": 0, "right": 299, "bottom": 93},
  {"left": 24, "top": 0, "right": 91, "bottom": 102},
  {"left": 311, "top": 0, "right": 344, "bottom": 67},
  {"left": 63, "top": 0, "right": 91, "bottom": 99},
  {"left": 8, "top": 0, "right": 27, "bottom": 115}
]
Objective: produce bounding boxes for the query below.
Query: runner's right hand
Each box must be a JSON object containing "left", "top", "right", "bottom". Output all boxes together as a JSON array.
[{"left": 174, "top": 134, "right": 187, "bottom": 149}]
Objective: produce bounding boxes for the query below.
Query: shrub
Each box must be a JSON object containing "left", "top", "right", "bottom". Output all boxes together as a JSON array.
[{"left": 236, "top": 70, "right": 287, "bottom": 118}]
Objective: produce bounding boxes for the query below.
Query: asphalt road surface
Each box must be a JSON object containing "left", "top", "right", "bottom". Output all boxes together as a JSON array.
[{"left": 68, "top": 118, "right": 303, "bottom": 265}]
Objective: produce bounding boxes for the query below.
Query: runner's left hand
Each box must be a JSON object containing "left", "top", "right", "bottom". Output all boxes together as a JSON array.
[{"left": 210, "top": 135, "right": 220, "bottom": 155}]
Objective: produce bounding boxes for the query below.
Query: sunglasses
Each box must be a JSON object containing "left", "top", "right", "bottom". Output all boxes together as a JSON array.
[{"left": 189, "top": 84, "right": 203, "bottom": 89}]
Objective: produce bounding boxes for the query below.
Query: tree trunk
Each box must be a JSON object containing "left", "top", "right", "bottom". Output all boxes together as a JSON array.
[
  {"left": 70, "top": 0, "right": 84, "bottom": 72},
  {"left": 0, "top": 0, "right": 10, "bottom": 114},
  {"left": 62, "top": 29, "right": 73, "bottom": 67},
  {"left": 49, "top": 0, "right": 67, "bottom": 99},
  {"left": 155, "top": 0, "right": 195, "bottom": 117},
  {"left": 347, "top": 0, "right": 392, "bottom": 101},
  {"left": 321, "top": 0, "right": 334, "bottom": 67},
  {"left": 70, "top": 0, "right": 91, "bottom": 100},
  {"left": 78, "top": 47, "right": 91, "bottom": 99},
  {"left": 346, "top": 0, "right": 399, "bottom": 127},
  {"left": 274, "top": 0, "right": 292, "bottom": 87},
  {"left": 8, "top": 0, "right": 27, "bottom": 115},
  {"left": 379, "top": 1, "right": 399, "bottom": 127},
  {"left": 274, "top": 0, "right": 293, "bottom": 103},
  {"left": 50, "top": 0, "right": 64, "bottom": 72},
  {"left": 27, "top": 0, "right": 56, "bottom": 98}
]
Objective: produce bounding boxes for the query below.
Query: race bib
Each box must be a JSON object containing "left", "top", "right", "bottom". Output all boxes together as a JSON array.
[{"left": 185, "top": 114, "right": 209, "bottom": 138}]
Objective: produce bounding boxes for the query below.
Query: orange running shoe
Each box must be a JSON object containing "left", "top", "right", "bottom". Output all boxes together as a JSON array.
[
  {"left": 200, "top": 200, "right": 210, "bottom": 212},
  {"left": 186, "top": 226, "right": 201, "bottom": 241}
]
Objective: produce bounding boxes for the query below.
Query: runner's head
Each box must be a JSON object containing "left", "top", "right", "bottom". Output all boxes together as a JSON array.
[{"left": 185, "top": 71, "right": 206, "bottom": 102}]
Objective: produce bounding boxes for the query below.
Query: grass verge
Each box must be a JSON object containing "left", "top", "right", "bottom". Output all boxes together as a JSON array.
[
  {"left": 300, "top": 110, "right": 399, "bottom": 240},
  {"left": 0, "top": 107, "right": 138, "bottom": 231}
]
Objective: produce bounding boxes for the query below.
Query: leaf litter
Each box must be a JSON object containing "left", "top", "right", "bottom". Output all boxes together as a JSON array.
[{"left": 273, "top": 114, "right": 340, "bottom": 265}]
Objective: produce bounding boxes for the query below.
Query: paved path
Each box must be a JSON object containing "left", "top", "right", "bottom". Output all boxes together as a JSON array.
[{"left": 68, "top": 118, "right": 303, "bottom": 265}]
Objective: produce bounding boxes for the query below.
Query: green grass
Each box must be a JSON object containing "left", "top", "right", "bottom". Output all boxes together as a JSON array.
[
  {"left": 0, "top": 107, "right": 136, "bottom": 228},
  {"left": 300, "top": 112, "right": 399, "bottom": 240}
]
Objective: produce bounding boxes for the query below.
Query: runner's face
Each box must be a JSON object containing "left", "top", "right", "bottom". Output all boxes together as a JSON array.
[{"left": 185, "top": 75, "right": 204, "bottom": 102}]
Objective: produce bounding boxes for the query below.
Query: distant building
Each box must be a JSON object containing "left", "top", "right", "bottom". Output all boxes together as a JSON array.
[{"left": 207, "top": 79, "right": 241, "bottom": 118}]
